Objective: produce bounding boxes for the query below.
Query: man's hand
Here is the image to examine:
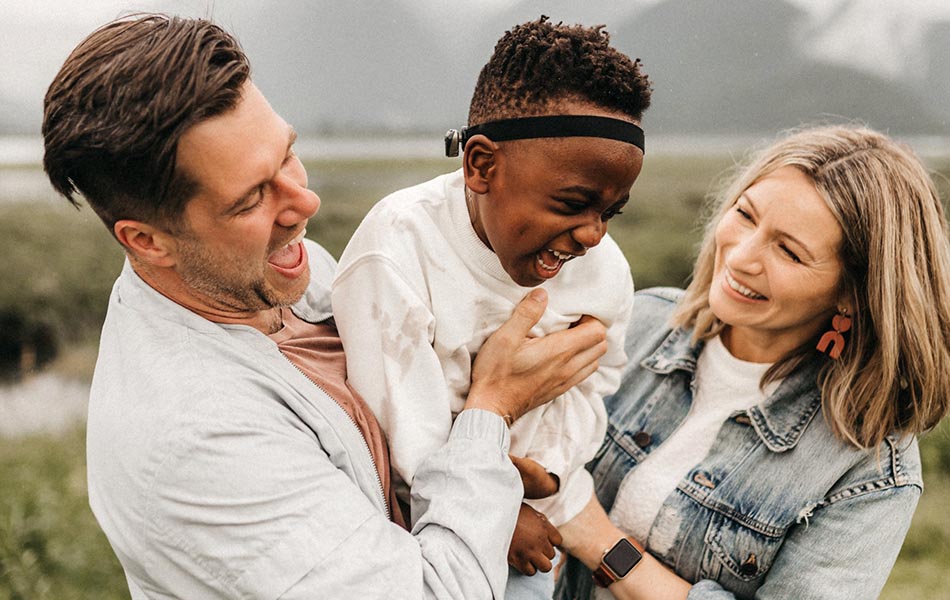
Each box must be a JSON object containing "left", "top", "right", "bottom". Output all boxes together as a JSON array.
[
  {"left": 508, "top": 503, "right": 562, "bottom": 576},
  {"left": 510, "top": 455, "right": 559, "bottom": 500},
  {"left": 466, "top": 288, "right": 608, "bottom": 421}
]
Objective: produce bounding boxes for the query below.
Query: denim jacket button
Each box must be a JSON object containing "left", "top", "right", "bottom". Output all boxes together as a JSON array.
[
  {"left": 633, "top": 431, "right": 652, "bottom": 448},
  {"left": 733, "top": 413, "right": 752, "bottom": 426},
  {"left": 692, "top": 471, "right": 716, "bottom": 489},
  {"left": 740, "top": 554, "right": 758, "bottom": 576}
]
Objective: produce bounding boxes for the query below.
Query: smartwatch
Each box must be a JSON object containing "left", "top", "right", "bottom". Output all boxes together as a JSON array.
[{"left": 592, "top": 537, "right": 643, "bottom": 587}]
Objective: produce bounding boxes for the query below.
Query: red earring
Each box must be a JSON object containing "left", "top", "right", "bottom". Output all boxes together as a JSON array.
[{"left": 816, "top": 312, "right": 852, "bottom": 360}]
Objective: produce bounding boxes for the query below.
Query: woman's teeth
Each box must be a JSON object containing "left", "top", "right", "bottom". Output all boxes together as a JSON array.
[{"left": 726, "top": 271, "right": 766, "bottom": 299}]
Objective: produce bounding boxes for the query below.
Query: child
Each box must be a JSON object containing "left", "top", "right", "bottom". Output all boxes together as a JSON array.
[{"left": 332, "top": 16, "right": 651, "bottom": 598}]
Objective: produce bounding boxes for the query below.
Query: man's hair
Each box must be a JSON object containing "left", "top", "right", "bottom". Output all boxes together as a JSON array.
[
  {"left": 42, "top": 14, "right": 250, "bottom": 234},
  {"left": 673, "top": 125, "right": 950, "bottom": 450},
  {"left": 468, "top": 16, "right": 651, "bottom": 125}
]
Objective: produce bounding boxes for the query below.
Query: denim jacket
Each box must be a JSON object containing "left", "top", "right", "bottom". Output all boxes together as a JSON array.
[{"left": 556, "top": 288, "right": 922, "bottom": 600}]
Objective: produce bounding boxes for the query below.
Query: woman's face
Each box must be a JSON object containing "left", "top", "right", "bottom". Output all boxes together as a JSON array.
[{"left": 709, "top": 166, "right": 848, "bottom": 363}]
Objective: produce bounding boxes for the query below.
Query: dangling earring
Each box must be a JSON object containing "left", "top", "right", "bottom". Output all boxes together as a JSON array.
[{"left": 816, "top": 310, "right": 852, "bottom": 360}]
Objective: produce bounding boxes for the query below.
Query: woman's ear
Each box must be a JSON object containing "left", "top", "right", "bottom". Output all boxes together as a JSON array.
[
  {"left": 462, "top": 134, "right": 497, "bottom": 195},
  {"left": 113, "top": 220, "right": 177, "bottom": 268}
]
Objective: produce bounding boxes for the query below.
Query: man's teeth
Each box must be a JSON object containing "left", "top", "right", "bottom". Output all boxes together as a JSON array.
[
  {"left": 286, "top": 229, "right": 307, "bottom": 248},
  {"left": 726, "top": 271, "right": 765, "bottom": 299},
  {"left": 550, "top": 249, "right": 575, "bottom": 261}
]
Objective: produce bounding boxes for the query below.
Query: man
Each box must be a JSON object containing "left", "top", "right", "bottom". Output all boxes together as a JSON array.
[{"left": 42, "top": 14, "right": 607, "bottom": 599}]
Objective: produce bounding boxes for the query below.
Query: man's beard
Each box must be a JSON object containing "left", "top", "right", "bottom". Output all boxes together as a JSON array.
[{"left": 174, "top": 235, "right": 307, "bottom": 312}]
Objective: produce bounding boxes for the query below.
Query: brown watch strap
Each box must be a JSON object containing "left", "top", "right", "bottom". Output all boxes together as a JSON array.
[{"left": 592, "top": 562, "right": 619, "bottom": 587}]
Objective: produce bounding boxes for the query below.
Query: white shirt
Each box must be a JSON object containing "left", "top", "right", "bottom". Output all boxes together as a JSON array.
[
  {"left": 331, "top": 169, "right": 634, "bottom": 525},
  {"left": 605, "top": 335, "right": 779, "bottom": 579}
]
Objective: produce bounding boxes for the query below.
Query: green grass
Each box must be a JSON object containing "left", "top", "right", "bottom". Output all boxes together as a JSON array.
[{"left": 2, "top": 153, "right": 950, "bottom": 597}]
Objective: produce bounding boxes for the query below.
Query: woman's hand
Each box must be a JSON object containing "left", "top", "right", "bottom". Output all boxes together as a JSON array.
[
  {"left": 466, "top": 288, "right": 608, "bottom": 421},
  {"left": 558, "top": 496, "right": 692, "bottom": 600}
]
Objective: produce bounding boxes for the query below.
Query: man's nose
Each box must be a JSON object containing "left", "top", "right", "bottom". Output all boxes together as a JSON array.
[{"left": 275, "top": 175, "right": 320, "bottom": 225}]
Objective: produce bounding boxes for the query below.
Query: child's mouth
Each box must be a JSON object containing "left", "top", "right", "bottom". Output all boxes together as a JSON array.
[{"left": 535, "top": 248, "right": 577, "bottom": 277}]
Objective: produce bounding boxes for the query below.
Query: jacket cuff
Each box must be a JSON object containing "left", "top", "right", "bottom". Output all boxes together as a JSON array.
[{"left": 451, "top": 409, "right": 511, "bottom": 453}]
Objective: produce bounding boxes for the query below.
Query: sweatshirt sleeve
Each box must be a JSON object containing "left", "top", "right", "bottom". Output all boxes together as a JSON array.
[
  {"left": 519, "top": 261, "right": 635, "bottom": 526},
  {"left": 332, "top": 247, "right": 454, "bottom": 495}
]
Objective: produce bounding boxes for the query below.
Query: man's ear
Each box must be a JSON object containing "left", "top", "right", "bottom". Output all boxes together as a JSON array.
[
  {"left": 462, "top": 134, "right": 497, "bottom": 195},
  {"left": 113, "top": 220, "right": 177, "bottom": 268}
]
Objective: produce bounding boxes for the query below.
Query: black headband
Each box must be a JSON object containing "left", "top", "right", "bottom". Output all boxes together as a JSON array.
[{"left": 444, "top": 115, "right": 645, "bottom": 157}]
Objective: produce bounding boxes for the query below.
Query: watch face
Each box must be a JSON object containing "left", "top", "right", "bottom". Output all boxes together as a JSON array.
[{"left": 604, "top": 538, "right": 642, "bottom": 577}]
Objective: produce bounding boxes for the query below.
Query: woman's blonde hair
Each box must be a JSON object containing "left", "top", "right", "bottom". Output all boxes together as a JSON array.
[{"left": 672, "top": 125, "right": 950, "bottom": 449}]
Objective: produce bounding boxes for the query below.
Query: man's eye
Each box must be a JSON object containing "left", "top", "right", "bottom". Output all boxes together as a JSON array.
[{"left": 238, "top": 186, "right": 265, "bottom": 213}]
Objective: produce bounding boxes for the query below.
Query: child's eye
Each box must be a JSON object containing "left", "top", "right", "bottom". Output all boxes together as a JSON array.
[
  {"left": 557, "top": 199, "right": 586, "bottom": 214},
  {"left": 736, "top": 207, "right": 753, "bottom": 221}
]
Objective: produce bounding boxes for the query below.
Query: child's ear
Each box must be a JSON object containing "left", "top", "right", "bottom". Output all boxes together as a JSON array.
[
  {"left": 462, "top": 134, "right": 497, "bottom": 194},
  {"left": 114, "top": 219, "right": 177, "bottom": 268}
]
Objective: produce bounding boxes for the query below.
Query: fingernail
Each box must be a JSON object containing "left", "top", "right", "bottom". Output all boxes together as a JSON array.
[{"left": 528, "top": 288, "right": 547, "bottom": 303}]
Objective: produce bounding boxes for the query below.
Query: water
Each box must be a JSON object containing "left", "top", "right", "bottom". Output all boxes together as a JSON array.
[{"left": 0, "top": 373, "right": 89, "bottom": 437}]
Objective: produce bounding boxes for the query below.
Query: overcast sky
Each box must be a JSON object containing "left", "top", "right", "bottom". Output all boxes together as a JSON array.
[{"left": 3, "top": 0, "right": 949, "bottom": 133}]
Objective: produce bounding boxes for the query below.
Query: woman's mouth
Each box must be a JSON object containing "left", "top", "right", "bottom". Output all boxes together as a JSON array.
[{"left": 725, "top": 270, "right": 767, "bottom": 300}]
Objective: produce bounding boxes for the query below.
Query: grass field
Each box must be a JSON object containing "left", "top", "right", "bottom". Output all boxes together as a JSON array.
[{"left": 2, "top": 152, "right": 949, "bottom": 598}]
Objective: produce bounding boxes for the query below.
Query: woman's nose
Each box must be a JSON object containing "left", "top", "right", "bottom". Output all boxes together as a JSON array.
[{"left": 727, "top": 232, "right": 764, "bottom": 274}]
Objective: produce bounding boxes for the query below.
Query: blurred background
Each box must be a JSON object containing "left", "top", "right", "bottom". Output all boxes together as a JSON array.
[{"left": 1, "top": 1, "right": 949, "bottom": 598}]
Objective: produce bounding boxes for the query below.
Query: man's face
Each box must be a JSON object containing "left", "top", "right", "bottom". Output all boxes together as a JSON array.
[
  {"left": 470, "top": 108, "right": 643, "bottom": 287},
  {"left": 170, "top": 82, "right": 320, "bottom": 314}
]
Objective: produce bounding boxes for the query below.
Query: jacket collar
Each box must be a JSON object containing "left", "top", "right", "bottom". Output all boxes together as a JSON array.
[
  {"left": 641, "top": 327, "right": 823, "bottom": 453},
  {"left": 116, "top": 238, "right": 335, "bottom": 337}
]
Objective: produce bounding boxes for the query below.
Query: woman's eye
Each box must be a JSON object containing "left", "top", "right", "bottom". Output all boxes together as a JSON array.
[
  {"left": 781, "top": 245, "right": 802, "bottom": 263},
  {"left": 736, "top": 207, "right": 752, "bottom": 221}
]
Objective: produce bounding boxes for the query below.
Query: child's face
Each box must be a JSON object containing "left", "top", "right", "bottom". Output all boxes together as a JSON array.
[{"left": 470, "top": 122, "right": 643, "bottom": 287}]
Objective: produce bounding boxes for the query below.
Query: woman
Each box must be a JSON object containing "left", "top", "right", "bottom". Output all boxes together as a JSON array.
[{"left": 554, "top": 125, "right": 950, "bottom": 599}]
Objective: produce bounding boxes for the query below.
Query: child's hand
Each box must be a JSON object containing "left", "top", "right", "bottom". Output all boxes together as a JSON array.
[
  {"left": 509, "top": 455, "right": 559, "bottom": 499},
  {"left": 508, "top": 503, "right": 562, "bottom": 575}
]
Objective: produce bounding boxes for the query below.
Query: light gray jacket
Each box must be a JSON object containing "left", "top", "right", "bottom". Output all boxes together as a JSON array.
[{"left": 87, "top": 240, "right": 521, "bottom": 599}]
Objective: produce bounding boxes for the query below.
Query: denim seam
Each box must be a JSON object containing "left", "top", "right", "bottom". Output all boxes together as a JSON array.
[{"left": 678, "top": 483, "right": 786, "bottom": 537}]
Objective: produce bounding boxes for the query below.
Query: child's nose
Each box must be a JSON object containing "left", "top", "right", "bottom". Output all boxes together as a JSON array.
[{"left": 571, "top": 219, "right": 606, "bottom": 249}]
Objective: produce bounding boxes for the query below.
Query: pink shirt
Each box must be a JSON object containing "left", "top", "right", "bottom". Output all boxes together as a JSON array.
[{"left": 269, "top": 307, "right": 406, "bottom": 528}]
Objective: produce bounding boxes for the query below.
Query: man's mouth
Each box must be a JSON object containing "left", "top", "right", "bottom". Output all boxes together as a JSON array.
[
  {"left": 536, "top": 248, "right": 578, "bottom": 274},
  {"left": 725, "top": 270, "right": 766, "bottom": 300},
  {"left": 267, "top": 229, "right": 307, "bottom": 270}
]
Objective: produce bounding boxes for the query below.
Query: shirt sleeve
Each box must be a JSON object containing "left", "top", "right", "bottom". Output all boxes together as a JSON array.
[
  {"left": 520, "top": 266, "right": 635, "bottom": 526},
  {"left": 685, "top": 483, "right": 921, "bottom": 600},
  {"left": 332, "top": 250, "right": 455, "bottom": 493},
  {"left": 144, "top": 403, "right": 520, "bottom": 600}
]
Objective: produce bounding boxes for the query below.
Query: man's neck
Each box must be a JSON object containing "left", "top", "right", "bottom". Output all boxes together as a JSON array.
[{"left": 130, "top": 260, "right": 284, "bottom": 335}]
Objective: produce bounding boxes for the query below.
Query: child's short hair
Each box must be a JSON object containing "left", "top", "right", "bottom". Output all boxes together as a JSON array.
[{"left": 468, "top": 16, "right": 652, "bottom": 125}]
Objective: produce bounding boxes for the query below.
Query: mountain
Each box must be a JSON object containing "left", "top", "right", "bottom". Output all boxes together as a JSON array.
[{"left": 2, "top": 0, "right": 948, "bottom": 136}]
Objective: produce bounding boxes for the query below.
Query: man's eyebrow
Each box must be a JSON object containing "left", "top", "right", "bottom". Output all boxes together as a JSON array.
[{"left": 223, "top": 126, "right": 298, "bottom": 215}]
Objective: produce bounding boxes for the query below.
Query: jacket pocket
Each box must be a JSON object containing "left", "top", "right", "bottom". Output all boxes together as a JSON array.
[{"left": 703, "top": 512, "right": 784, "bottom": 586}]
